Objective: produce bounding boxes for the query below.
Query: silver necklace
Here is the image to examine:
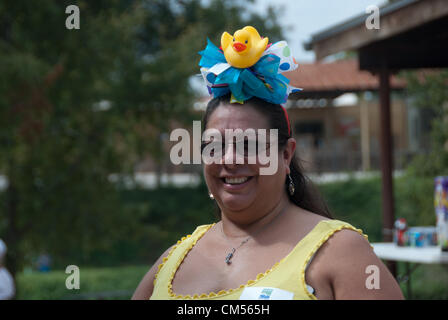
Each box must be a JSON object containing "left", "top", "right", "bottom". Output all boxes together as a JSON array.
[{"left": 220, "top": 209, "right": 286, "bottom": 265}]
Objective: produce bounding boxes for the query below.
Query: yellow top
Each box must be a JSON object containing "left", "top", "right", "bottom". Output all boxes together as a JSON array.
[{"left": 150, "top": 219, "right": 369, "bottom": 300}]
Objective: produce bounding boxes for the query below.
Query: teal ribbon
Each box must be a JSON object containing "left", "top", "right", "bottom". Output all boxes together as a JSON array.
[{"left": 198, "top": 39, "right": 291, "bottom": 104}]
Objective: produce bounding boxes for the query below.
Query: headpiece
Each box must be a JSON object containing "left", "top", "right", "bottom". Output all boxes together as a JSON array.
[{"left": 198, "top": 26, "right": 301, "bottom": 136}]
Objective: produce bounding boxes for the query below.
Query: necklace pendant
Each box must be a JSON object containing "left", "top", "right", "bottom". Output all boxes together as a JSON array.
[
  {"left": 225, "top": 248, "right": 236, "bottom": 265},
  {"left": 225, "top": 252, "right": 233, "bottom": 264}
]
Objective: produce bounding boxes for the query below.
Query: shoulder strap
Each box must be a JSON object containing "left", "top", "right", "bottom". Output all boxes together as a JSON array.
[{"left": 303, "top": 219, "right": 370, "bottom": 270}]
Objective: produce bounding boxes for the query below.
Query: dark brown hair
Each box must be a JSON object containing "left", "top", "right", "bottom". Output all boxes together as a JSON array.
[{"left": 202, "top": 93, "right": 333, "bottom": 219}]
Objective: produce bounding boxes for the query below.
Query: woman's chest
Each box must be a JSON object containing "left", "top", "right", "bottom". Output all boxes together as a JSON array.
[{"left": 170, "top": 241, "right": 294, "bottom": 297}]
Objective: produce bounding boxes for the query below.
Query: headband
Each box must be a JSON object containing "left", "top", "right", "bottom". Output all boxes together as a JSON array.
[{"left": 198, "top": 26, "right": 301, "bottom": 136}]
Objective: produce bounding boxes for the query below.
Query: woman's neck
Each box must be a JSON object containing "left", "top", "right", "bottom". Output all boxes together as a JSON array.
[{"left": 220, "top": 193, "right": 292, "bottom": 239}]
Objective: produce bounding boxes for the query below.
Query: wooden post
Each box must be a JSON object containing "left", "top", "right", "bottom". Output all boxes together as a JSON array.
[
  {"left": 360, "top": 101, "right": 371, "bottom": 171},
  {"left": 379, "top": 67, "right": 397, "bottom": 277}
]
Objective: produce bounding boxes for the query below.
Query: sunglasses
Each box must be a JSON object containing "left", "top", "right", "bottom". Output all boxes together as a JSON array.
[{"left": 200, "top": 138, "right": 274, "bottom": 158}]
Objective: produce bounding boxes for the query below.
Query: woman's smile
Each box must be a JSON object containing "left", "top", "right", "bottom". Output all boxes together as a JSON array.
[{"left": 220, "top": 175, "right": 255, "bottom": 191}]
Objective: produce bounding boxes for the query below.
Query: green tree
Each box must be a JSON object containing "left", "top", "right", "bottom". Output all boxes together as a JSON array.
[
  {"left": 0, "top": 0, "right": 284, "bottom": 286},
  {"left": 112, "top": 0, "right": 284, "bottom": 183},
  {"left": 0, "top": 1, "right": 147, "bottom": 282},
  {"left": 403, "top": 70, "right": 448, "bottom": 177},
  {"left": 396, "top": 70, "right": 448, "bottom": 226}
]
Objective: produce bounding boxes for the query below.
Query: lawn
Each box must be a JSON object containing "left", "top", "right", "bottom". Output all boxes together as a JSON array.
[
  {"left": 17, "top": 265, "right": 148, "bottom": 300},
  {"left": 16, "top": 262, "right": 448, "bottom": 300}
]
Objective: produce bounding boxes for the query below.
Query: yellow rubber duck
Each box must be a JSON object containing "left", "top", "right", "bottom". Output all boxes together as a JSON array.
[{"left": 221, "top": 26, "right": 269, "bottom": 69}]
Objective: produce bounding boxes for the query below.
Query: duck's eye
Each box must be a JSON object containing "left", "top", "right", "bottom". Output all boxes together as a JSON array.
[
  {"left": 245, "top": 40, "right": 248, "bottom": 44},
  {"left": 233, "top": 37, "right": 235, "bottom": 42}
]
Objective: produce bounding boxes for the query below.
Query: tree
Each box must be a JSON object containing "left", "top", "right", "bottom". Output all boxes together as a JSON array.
[
  {"left": 111, "top": 0, "right": 285, "bottom": 183},
  {"left": 403, "top": 70, "right": 448, "bottom": 177},
  {"left": 393, "top": 70, "right": 448, "bottom": 227},
  {"left": 0, "top": 0, "right": 284, "bottom": 287},
  {"left": 0, "top": 1, "right": 148, "bottom": 282}
]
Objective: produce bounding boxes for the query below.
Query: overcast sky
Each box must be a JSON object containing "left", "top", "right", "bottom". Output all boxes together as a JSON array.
[{"left": 249, "top": 0, "right": 387, "bottom": 62}]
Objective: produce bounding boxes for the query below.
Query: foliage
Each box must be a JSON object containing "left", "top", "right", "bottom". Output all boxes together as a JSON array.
[
  {"left": 321, "top": 174, "right": 437, "bottom": 241},
  {"left": 400, "top": 70, "right": 448, "bottom": 177},
  {"left": 319, "top": 176, "right": 383, "bottom": 242},
  {"left": 0, "top": 0, "right": 285, "bottom": 279},
  {"left": 394, "top": 174, "right": 436, "bottom": 226},
  {"left": 0, "top": 0, "right": 145, "bottom": 278}
]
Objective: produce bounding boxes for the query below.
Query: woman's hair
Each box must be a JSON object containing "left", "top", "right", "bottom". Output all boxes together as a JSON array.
[{"left": 202, "top": 93, "right": 333, "bottom": 219}]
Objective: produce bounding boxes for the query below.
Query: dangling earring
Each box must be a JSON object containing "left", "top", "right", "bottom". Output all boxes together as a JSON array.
[
  {"left": 288, "top": 174, "right": 295, "bottom": 196},
  {"left": 209, "top": 192, "right": 214, "bottom": 200}
]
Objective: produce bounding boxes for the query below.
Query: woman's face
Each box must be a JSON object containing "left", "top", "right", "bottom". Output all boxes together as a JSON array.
[{"left": 203, "top": 103, "right": 295, "bottom": 221}]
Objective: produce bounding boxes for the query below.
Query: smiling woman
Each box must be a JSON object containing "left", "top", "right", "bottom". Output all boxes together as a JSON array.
[
  {"left": 201, "top": 94, "right": 332, "bottom": 221},
  {"left": 132, "top": 26, "right": 404, "bottom": 300},
  {"left": 133, "top": 94, "right": 403, "bottom": 300}
]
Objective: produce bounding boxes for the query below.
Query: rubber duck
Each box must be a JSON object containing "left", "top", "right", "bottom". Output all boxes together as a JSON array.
[{"left": 221, "top": 26, "right": 269, "bottom": 69}]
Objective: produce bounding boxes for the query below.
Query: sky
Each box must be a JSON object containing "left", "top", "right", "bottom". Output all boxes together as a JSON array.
[
  {"left": 249, "top": 0, "right": 387, "bottom": 62},
  {"left": 192, "top": 0, "right": 388, "bottom": 96}
]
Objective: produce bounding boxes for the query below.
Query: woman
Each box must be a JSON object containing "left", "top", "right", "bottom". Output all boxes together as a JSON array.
[
  {"left": 132, "top": 94, "right": 403, "bottom": 300},
  {"left": 133, "top": 26, "right": 403, "bottom": 300}
]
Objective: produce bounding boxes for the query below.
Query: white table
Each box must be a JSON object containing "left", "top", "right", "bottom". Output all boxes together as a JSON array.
[{"left": 371, "top": 243, "right": 448, "bottom": 298}]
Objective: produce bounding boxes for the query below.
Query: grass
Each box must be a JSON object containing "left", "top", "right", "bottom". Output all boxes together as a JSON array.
[
  {"left": 17, "top": 265, "right": 148, "bottom": 300},
  {"left": 15, "top": 261, "right": 448, "bottom": 300}
]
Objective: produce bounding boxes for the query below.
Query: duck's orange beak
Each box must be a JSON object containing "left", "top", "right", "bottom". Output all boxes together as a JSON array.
[{"left": 232, "top": 42, "right": 247, "bottom": 52}]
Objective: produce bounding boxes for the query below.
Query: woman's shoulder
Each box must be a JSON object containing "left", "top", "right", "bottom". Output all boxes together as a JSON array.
[
  {"left": 292, "top": 209, "right": 372, "bottom": 258},
  {"left": 309, "top": 216, "right": 371, "bottom": 252},
  {"left": 296, "top": 207, "right": 369, "bottom": 240},
  {"left": 306, "top": 216, "right": 375, "bottom": 277}
]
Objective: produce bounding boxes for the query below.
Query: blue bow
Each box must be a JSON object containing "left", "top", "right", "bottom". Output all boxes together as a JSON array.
[{"left": 198, "top": 39, "right": 293, "bottom": 104}]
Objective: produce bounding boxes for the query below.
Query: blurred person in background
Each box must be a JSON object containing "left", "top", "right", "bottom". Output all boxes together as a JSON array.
[
  {"left": 0, "top": 239, "right": 15, "bottom": 300},
  {"left": 36, "top": 252, "right": 51, "bottom": 273}
]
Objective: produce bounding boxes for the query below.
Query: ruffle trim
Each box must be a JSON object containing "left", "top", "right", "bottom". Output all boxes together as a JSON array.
[
  {"left": 157, "top": 221, "right": 372, "bottom": 300},
  {"left": 166, "top": 223, "right": 287, "bottom": 300},
  {"left": 300, "top": 224, "right": 370, "bottom": 300}
]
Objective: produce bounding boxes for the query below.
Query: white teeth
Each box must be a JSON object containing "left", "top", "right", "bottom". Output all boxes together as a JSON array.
[{"left": 225, "top": 177, "right": 249, "bottom": 185}]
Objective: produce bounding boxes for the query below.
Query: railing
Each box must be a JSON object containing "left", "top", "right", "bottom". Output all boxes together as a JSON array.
[{"left": 306, "top": 150, "right": 419, "bottom": 174}]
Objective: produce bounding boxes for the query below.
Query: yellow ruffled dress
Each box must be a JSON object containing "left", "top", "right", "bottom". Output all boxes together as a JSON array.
[{"left": 150, "top": 219, "right": 369, "bottom": 300}]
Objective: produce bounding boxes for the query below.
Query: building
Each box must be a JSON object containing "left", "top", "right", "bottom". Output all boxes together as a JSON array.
[{"left": 284, "top": 59, "right": 417, "bottom": 173}]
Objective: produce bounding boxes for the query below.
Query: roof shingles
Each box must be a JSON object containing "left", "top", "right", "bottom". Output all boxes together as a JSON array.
[{"left": 284, "top": 60, "right": 406, "bottom": 92}]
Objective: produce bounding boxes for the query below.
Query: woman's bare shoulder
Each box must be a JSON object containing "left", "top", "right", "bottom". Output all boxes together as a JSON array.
[
  {"left": 313, "top": 227, "right": 404, "bottom": 299},
  {"left": 131, "top": 245, "right": 175, "bottom": 300}
]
